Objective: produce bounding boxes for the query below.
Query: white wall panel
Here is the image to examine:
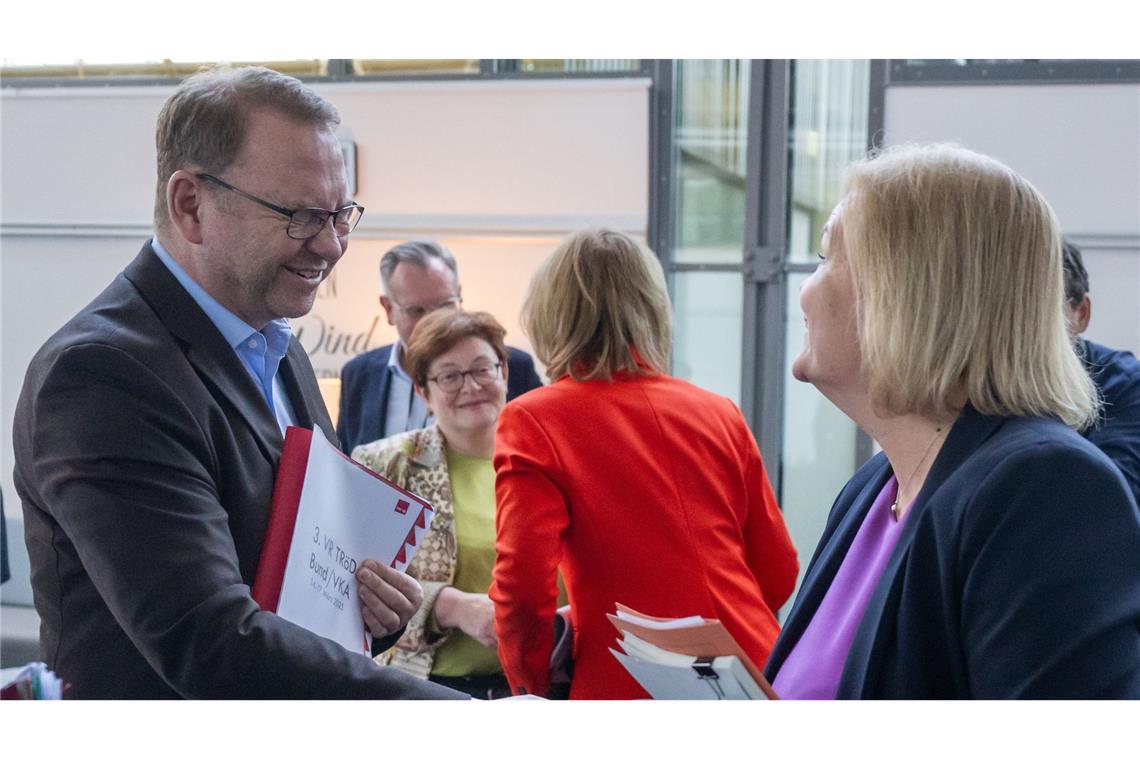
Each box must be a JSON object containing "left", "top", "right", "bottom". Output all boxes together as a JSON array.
[
  {"left": 885, "top": 83, "right": 1140, "bottom": 356},
  {"left": 0, "top": 78, "right": 650, "bottom": 605},
  {"left": 884, "top": 84, "right": 1140, "bottom": 236}
]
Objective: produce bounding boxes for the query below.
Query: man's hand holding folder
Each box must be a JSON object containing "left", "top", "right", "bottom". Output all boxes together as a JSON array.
[
  {"left": 253, "top": 427, "right": 435, "bottom": 655},
  {"left": 356, "top": 559, "right": 425, "bottom": 640}
]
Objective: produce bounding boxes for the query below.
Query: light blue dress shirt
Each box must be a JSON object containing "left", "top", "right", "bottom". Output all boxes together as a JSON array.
[
  {"left": 151, "top": 237, "right": 297, "bottom": 432},
  {"left": 385, "top": 342, "right": 433, "bottom": 434}
]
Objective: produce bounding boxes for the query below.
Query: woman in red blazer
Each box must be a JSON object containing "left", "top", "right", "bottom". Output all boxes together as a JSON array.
[{"left": 490, "top": 229, "right": 798, "bottom": 699}]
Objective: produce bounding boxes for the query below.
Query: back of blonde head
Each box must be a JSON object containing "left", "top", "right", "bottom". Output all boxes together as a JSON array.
[
  {"left": 521, "top": 229, "right": 672, "bottom": 382},
  {"left": 842, "top": 143, "right": 1097, "bottom": 429}
]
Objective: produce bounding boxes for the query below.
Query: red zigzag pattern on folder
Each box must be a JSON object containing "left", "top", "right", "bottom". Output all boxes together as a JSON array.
[{"left": 390, "top": 507, "right": 432, "bottom": 568}]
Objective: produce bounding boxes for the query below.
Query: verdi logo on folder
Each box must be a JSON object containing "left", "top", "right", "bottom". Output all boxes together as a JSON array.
[{"left": 252, "top": 427, "right": 433, "bottom": 655}]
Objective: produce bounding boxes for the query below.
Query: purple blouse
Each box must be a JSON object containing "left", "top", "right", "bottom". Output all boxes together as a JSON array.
[{"left": 773, "top": 475, "right": 909, "bottom": 699}]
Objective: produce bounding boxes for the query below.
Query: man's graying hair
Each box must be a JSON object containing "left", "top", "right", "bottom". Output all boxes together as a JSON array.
[
  {"left": 153, "top": 65, "right": 340, "bottom": 232},
  {"left": 1061, "top": 239, "right": 1090, "bottom": 308},
  {"left": 380, "top": 240, "right": 459, "bottom": 294}
]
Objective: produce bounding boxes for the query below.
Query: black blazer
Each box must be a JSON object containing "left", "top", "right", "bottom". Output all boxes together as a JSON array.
[
  {"left": 765, "top": 405, "right": 1140, "bottom": 698},
  {"left": 336, "top": 342, "right": 544, "bottom": 454},
  {"left": 12, "top": 243, "right": 462, "bottom": 699}
]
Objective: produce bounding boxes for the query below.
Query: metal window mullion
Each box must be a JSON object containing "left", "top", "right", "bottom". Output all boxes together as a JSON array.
[
  {"left": 741, "top": 59, "right": 791, "bottom": 493},
  {"left": 887, "top": 59, "right": 1140, "bottom": 85},
  {"left": 648, "top": 60, "right": 675, "bottom": 275},
  {"left": 670, "top": 263, "right": 742, "bottom": 273},
  {"left": 853, "top": 59, "right": 890, "bottom": 469},
  {"left": 325, "top": 59, "right": 353, "bottom": 80},
  {"left": 867, "top": 59, "right": 888, "bottom": 151}
]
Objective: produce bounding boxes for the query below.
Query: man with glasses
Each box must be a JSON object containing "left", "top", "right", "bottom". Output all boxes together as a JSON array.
[
  {"left": 336, "top": 240, "right": 543, "bottom": 453},
  {"left": 12, "top": 66, "right": 463, "bottom": 699}
]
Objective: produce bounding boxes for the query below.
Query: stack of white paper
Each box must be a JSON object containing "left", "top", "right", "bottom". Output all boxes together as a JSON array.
[{"left": 608, "top": 604, "right": 774, "bottom": 700}]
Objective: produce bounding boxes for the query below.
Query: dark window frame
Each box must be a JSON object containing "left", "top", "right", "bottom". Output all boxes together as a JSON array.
[{"left": 889, "top": 59, "right": 1140, "bottom": 86}]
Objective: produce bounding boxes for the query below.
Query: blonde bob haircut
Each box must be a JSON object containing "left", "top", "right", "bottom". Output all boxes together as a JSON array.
[
  {"left": 521, "top": 229, "right": 672, "bottom": 382},
  {"left": 841, "top": 143, "right": 1098, "bottom": 429}
]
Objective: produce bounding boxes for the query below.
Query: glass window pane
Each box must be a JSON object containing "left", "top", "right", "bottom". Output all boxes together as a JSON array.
[
  {"left": 786, "top": 60, "right": 870, "bottom": 264},
  {"left": 780, "top": 273, "right": 860, "bottom": 601},
  {"left": 489, "top": 60, "right": 641, "bottom": 74},
  {"left": 0, "top": 59, "right": 327, "bottom": 79},
  {"left": 673, "top": 59, "right": 749, "bottom": 265},
  {"left": 672, "top": 271, "right": 743, "bottom": 405},
  {"left": 352, "top": 60, "right": 479, "bottom": 76}
]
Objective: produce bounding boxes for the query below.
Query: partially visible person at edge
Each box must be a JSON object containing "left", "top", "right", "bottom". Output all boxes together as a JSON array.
[
  {"left": 337, "top": 239, "right": 543, "bottom": 454},
  {"left": 12, "top": 65, "right": 462, "bottom": 698},
  {"left": 353, "top": 310, "right": 516, "bottom": 699},
  {"left": 490, "top": 228, "right": 799, "bottom": 699},
  {"left": 765, "top": 143, "right": 1140, "bottom": 698},
  {"left": 1061, "top": 239, "right": 1140, "bottom": 506}
]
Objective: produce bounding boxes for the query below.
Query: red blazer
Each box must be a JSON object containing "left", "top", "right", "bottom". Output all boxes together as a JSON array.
[{"left": 491, "top": 372, "right": 798, "bottom": 699}]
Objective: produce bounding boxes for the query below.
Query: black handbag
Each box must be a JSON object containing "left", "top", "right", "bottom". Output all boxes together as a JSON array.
[{"left": 548, "top": 605, "right": 574, "bottom": 699}]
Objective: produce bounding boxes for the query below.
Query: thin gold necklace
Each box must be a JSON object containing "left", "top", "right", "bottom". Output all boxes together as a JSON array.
[{"left": 891, "top": 425, "right": 944, "bottom": 521}]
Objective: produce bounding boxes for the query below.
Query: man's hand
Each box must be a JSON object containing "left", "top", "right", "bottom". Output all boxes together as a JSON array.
[
  {"left": 356, "top": 559, "right": 424, "bottom": 638},
  {"left": 434, "top": 587, "right": 498, "bottom": 648}
]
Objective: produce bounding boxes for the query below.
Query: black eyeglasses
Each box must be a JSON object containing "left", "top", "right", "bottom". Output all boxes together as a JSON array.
[
  {"left": 427, "top": 362, "right": 503, "bottom": 393},
  {"left": 391, "top": 296, "right": 462, "bottom": 321},
  {"left": 197, "top": 173, "right": 365, "bottom": 240}
]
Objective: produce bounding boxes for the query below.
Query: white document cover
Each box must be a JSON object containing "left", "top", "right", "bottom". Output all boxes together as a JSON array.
[{"left": 252, "top": 427, "right": 433, "bottom": 655}]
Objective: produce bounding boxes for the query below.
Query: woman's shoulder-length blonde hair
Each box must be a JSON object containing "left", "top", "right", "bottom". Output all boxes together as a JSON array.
[
  {"left": 521, "top": 228, "right": 672, "bottom": 382},
  {"left": 841, "top": 142, "right": 1097, "bottom": 429}
]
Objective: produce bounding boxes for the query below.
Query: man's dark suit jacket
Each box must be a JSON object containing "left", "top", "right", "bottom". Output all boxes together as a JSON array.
[
  {"left": 337, "top": 342, "right": 544, "bottom": 454},
  {"left": 12, "top": 243, "right": 462, "bottom": 699},
  {"left": 1081, "top": 338, "right": 1140, "bottom": 507},
  {"left": 765, "top": 405, "right": 1140, "bottom": 698}
]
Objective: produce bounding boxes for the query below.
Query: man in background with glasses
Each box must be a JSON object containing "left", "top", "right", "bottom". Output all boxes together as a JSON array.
[
  {"left": 336, "top": 239, "right": 543, "bottom": 454},
  {"left": 12, "top": 66, "right": 463, "bottom": 699}
]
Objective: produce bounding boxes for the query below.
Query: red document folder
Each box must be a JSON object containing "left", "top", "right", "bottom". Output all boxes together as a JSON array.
[
  {"left": 251, "top": 427, "right": 433, "bottom": 652},
  {"left": 251, "top": 426, "right": 313, "bottom": 613}
]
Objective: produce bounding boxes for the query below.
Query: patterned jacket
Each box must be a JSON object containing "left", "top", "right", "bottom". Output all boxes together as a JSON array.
[{"left": 352, "top": 424, "right": 461, "bottom": 679}]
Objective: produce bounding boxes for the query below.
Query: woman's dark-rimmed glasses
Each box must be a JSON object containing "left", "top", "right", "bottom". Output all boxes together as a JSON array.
[{"left": 427, "top": 362, "right": 503, "bottom": 393}]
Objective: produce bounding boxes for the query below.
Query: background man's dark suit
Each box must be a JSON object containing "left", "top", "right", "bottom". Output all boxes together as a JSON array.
[
  {"left": 337, "top": 343, "right": 543, "bottom": 453},
  {"left": 1080, "top": 338, "right": 1140, "bottom": 506},
  {"left": 12, "top": 243, "right": 459, "bottom": 699}
]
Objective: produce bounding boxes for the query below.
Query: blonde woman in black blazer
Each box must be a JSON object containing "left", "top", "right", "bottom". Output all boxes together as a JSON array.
[{"left": 765, "top": 144, "right": 1140, "bottom": 699}]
